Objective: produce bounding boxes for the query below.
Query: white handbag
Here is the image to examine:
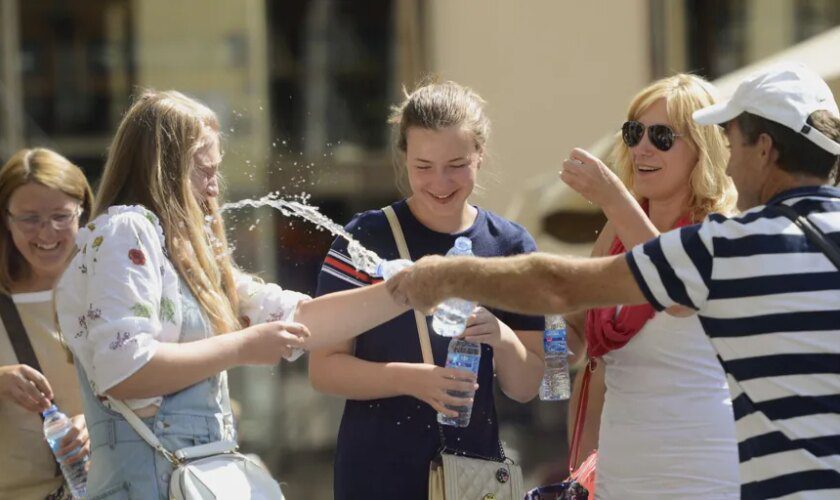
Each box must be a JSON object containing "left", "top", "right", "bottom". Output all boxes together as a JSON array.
[{"left": 108, "top": 398, "right": 284, "bottom": 500}]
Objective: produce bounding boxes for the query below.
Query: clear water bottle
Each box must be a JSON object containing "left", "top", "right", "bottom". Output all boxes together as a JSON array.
[
  {"left": 539, "top": 314, "right": 571, "bottom": 400},
  {"left": 432, "top": 237, "right": 477, "bottom": 337},
  {"left": 438, "top": 339, "right": 481, "bottom": 427},
  {"left": 42, "top": 405, "right": 87, "bottom": 499},
  {"left": 373, "top": 258, "right": 413, "bottom": 280}
]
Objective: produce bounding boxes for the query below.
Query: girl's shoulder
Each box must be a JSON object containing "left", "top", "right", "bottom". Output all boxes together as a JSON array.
[
  {"left": 77, "top": 205, "right": 166, "bottom": 250},
  {"left": 476, "top": 207, "right": 537, "bottom": 252}
]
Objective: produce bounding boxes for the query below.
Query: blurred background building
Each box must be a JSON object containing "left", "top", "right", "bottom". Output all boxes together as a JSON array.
[{"left": 1, "top": 0, "right": 838, "bottom": 496}]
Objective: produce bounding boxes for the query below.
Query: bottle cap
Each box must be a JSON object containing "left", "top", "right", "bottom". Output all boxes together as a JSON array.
[
  {"left": 454, "top": 237, "right": 472, "bottom": 251},
  {"left": 41, "top": 404, "right": 58, "bottom": 417}
]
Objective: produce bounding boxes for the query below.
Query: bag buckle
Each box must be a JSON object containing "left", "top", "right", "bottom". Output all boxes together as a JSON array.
[{"left": 158, "top": 445, "right": 181, "bottom": 466}]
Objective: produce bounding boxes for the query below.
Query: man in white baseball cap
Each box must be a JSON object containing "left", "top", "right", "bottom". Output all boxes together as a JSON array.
[{"left": 386, "top": 62, "right": 840, "bottom": 498}]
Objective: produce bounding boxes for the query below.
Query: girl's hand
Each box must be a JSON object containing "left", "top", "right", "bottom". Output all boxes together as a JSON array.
[
  {"left": 461, "top": 307, "right": 506, "bottom": 348},
  {"left": 239, "top": 321, "right": 311, "bottom": 365},
  {"left": 0, "top": 364, "right": 53, "bottom": 413},
  {"left": 559, "top": 148, "right": 628, "bottom": 209},
  {"left": 58, "top": 414, "right": 90, "bottom": 465},
  {"left": 400, "top": 363, "right": 478, "bottom": 417}
]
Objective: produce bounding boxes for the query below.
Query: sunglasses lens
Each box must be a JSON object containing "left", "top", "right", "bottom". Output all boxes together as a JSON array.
[
  {"left": 649, "top": 125, "right": 676, "bottom": 151},
  {"left": 622, "top": 121, "right": 644, "bottom": 147}
]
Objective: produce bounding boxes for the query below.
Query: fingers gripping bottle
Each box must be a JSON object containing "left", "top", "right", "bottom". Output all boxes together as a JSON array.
[
  {"left": 432, "top": 237, "right": 477, "bottom": 337},
  {"left": 438, "top": 338, "right": 481, "bottom": 427},
  {"left": 43, "top": 405, "right": 88, "bottom": 499},
  {"left": 539, "top": 314, "right": 571, "bottom": 400}
]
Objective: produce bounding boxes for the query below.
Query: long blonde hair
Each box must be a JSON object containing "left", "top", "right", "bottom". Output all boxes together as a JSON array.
[
  {"left": 611, "top": 74, "right": 737, "bottom": 220},
  {"left": 0, "top": 148, "right": 93, "bottom": 294},
  {"left": 95, "top": 90, "right": 240, "bottom": 334}
]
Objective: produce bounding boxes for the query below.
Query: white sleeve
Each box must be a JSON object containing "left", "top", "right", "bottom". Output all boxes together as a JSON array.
[
  {"left": 78, "top": 212, "right": 166, "bottom": 393},
  {"left": 235, "top": 270, "right": 311, "bottom": 326}
]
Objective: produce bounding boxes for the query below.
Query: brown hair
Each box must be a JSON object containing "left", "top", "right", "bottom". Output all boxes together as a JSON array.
[
  {"left": 611, "top": 74, "right": 737, "bottom": 220},
  {"left": 389, "top": 79, "right": 490, "bottom": 195},
  {"left": 735, "top": 110, "right": 840, "bottom": 182},
  {"left": 0, "top": 148, "right": 93, "bottom": 293},
  {"left": 95, "top": 90, "right": 240, "bottom": 334}
]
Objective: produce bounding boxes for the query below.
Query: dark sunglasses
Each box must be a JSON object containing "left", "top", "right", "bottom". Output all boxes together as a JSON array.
[{"left": 621, "top": 120, "right": 682, "bottom": 152}]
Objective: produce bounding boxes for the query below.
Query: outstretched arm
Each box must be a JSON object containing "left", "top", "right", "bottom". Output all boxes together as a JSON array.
[{"left": 387, "top": 252, "right": 647, "bottom": 316}]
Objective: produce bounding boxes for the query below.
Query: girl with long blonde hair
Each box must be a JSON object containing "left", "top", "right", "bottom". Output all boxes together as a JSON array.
[{"left": 55, "top": 90, "right": 408, "bottom": 499}]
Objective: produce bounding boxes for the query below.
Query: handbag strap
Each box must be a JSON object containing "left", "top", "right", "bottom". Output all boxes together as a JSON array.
[
  {"left": 568, "top": 357, "right": 597, "bottom": 474},
  {"left": 382, "top": 205, "right": 508, "bottom": 463},
  {"left": 0, "top": 293, "right": 44, "bottom": 373},
  {"left": 382, "top": 206, "right": 434, "bottom": 365},
  {"left": 766, "top": 202, "right": 840, "bottom": 270},
  {"left": 106, "top": 396, "right": 181, "bottom": 466}
]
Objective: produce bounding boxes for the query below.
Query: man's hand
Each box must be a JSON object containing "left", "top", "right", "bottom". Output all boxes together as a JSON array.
[
  {"left": 386, "top": 255, "right": 451, "bottom": 313},
  {"left": 0, "top": 364, "right": 53, "bottom": 413}
]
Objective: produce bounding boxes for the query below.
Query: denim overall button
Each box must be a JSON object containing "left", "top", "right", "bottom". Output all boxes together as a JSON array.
[{"left": 155, "top": 420, "right": 164, "bottom": 430}]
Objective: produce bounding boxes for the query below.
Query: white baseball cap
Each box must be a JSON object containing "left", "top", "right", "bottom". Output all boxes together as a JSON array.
[{"left": 693, "top": 62, "right": 840, "bottom": 155}]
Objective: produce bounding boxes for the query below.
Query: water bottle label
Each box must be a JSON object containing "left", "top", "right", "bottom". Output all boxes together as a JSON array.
[
  {"left": 446, "top": 352, "right": 480, "bottom": 374},
  {"left": 543, "top": 328, "right": 567, "bottom": 354}
]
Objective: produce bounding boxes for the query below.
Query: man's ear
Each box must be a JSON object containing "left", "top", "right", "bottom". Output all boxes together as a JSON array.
[{"left": 757, "top": 132, "right": 779, "bottom": 166}]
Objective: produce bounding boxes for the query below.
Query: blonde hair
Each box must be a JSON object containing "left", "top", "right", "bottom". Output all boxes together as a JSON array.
[
  {"left": 611, "top": 74, "right": 737, "bottom": 220},
  {"left": 389, "top": 79, "right": 490, "bottom": 195},
  {"left": 94, "top": 90, "right": 240, "bottom": 334},
  {"left": 0, "top": 148, "right": 93, "bottom": 294}
]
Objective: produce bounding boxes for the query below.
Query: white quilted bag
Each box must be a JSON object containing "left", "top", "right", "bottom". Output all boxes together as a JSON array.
[{"left": 429, "top": 453, "right": 524, "bottom": 500}]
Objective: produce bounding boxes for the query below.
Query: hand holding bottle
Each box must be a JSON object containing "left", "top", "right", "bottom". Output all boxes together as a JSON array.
[
  {"left": 400, "top": 363, "right": 478, "bottom": 417},
  {"left": 0, "top": 363, "right": 53, "bottom": 412}
]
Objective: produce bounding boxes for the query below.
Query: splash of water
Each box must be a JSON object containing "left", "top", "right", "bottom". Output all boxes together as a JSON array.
[{"left": 219, "top": 193, "right": 382, "bottom": 275}]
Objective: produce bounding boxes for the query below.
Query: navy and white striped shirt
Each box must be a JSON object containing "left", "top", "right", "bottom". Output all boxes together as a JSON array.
[{"left": 626, "top": 186, "right": 840, "bottom": 499}]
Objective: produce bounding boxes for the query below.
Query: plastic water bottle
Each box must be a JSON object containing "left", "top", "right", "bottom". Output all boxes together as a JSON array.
[
  {"left": 432, "top": 237, "right": 477, "bottom": 337},
  {"left": 42, "top": 405, "right": 87, "bottom": 499},
  {"left": 438, "top": 339, "right": 481, "bottom": 427},
  {"left": 539, "top": 314, "right": 571, "bottom": 400},
  {"left": 373, "top": 258, "right": 413, "bottom": 280}
]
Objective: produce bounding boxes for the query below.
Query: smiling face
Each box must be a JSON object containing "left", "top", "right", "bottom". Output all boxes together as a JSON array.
[
  {"left": 6, "top": 182, "right": 81, "bottom": 288},
  {"left": 629, "top": 98, "right": 698, "bottom": 206},
  {"left": 404, "top": 126, "right": 480, "bottom": 229}
]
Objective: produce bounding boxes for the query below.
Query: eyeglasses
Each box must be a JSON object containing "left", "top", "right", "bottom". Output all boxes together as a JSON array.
[
  {"left": 6, "top": 206, "right": 82, "bottom": 234},
  {"left": 621, "top": 121, "right": 683, "bottom": 152}
]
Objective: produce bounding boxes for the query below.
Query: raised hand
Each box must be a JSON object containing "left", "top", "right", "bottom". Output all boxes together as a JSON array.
[{"left": 559, "top": 147, "right": 629, "bottom": 209}]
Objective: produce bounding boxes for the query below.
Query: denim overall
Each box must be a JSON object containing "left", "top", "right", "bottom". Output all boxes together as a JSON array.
[{"left": 77, "top": 281, "right": 236, "bottom": 499}]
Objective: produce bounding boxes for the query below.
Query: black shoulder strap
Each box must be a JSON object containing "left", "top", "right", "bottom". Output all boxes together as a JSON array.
[
  {"left": 767, "top": 203, "right": 840, "bottom": 270},
  {"left": 0, "top": 293, "right": 43, "bottom": 373},
  {"left": 0, "top": 293, "right": 62, "bottom": 477}
]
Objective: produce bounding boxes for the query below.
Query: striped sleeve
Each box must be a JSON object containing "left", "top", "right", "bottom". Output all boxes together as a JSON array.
[
  {"left": 316, "top": 213, "right": 383, "bottom": 297},
  {"left": 626, "top": 221, "right": 714, "bottom": 312}
]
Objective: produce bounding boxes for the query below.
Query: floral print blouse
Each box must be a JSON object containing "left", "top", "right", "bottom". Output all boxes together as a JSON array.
[{"left": 56, "top": 205, "right": 310, "bottom": 410}]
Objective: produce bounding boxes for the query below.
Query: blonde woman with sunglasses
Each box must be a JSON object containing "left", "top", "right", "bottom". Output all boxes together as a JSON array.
[
  {"left": 559, "top": 74, "right": 740, "bottom": 498},
  {"left": 0, "top": 148, "right": 94, "bottom": 499}
]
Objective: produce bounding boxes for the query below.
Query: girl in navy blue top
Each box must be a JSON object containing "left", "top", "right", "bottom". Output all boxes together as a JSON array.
[{"left": 310, "top": 81, "right": 545, "bottom": 499}]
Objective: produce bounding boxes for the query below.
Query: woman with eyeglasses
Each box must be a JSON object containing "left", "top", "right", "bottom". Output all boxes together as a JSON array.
[
  {"left": 0, "top": 148, "right": 93, "bottom": 499},
  {"left": 559, "top": 74, "right": 740, "bottom": 498}
]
